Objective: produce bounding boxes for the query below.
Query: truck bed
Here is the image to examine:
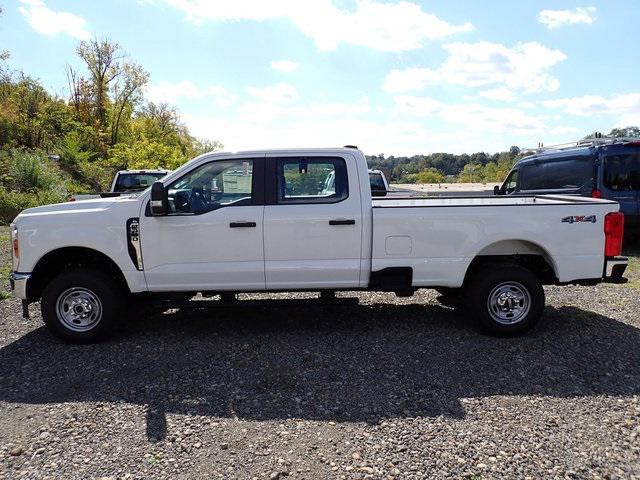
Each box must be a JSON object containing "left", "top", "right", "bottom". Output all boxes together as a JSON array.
[{"left": 371, "top": 194, "right": 620, "bottom": 288}]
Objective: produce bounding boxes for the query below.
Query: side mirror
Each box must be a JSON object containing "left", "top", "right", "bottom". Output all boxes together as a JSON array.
[
  {"left": 371, "top": 190, "right": 387, "bottom": 197},
  {"left": 150, "top": 181, "right": 168, "bottom": 216},
  {"left": 493, "top": 185, "right": 501, "bottom": 195}
]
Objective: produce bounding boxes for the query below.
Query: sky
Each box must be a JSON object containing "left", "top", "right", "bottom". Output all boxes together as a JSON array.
[{"left": 1, "top": 0, "right": 640, "bottom": 156}]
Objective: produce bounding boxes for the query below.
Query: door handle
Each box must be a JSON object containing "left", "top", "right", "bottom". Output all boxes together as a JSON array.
[
  {"left": 329, "top": 219, "right": 356, "bottom": 226},
  {"left": 230, "top": 222, "right": 256, "bottom": 228}
]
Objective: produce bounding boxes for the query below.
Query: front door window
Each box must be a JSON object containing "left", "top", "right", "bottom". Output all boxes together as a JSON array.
[{"left": 167, "top": 159, "right": 254, "bottom": 214}]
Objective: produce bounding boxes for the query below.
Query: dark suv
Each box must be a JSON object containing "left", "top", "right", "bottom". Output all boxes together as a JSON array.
[{"left": 496, "top": 140, "right": 640, "bottom": 232}]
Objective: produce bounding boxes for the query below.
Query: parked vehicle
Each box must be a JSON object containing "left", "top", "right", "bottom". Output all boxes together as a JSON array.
[
  {"left": 495, "top": 136, "right": 640, "bottom": 232},
  {"left": 323, "top": 168, "right": 390, "bottom": 196},
  {"left": 9, "top": 147, "right": 627, "bottom": 342},
  {"left": 71, "top": 169, "right": 170, "bottom": 201},
  {"left": 369, "top": 169, "right": 390, "bottom": 196}
]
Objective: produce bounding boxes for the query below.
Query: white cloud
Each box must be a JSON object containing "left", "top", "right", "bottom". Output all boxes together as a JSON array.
[
  {"left": 18, "top": 0, "right": 90, "bottom": 39},
  {"left": 616, "top": 114, "right": 640, "bottom": 128},
  {"left": 157, "top": 0, "right": 473, "bottom": 52},
  {"left": 550, "top": 126, "right": 579, "bottom": 135},
  {"left": 478, "top": 87, "right": 517, "bottom": 102},
  {"left": 271, "top": 60, "right": 299, "bottom": 73},
  {"left": 146, "top": 80, "right": 237, "bottom": 107},
  {"left": 247, "top": 83, "right": 298, "bottom": 104},
  {"left": 394, "top": 95, "right": 545, "bottom": 133},
  {"left": 543, "top": 93, "right": 640, "bottom": 116},
  {"left": 538, "top": 6, "right": 596, "bottom": 29},
  {"left": 384, "top": 42, "right": 566, "bottom": 96}
]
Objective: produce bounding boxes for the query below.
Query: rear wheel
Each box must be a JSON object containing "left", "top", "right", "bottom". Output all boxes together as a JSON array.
[
  {"left": 41, "top": 269, "right": 124, "bottom": 343},
  {"left": 467, "top": 265, "right": 544, "bottom": 336}
]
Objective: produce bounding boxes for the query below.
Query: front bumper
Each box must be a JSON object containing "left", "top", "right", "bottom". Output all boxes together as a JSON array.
[
  {"left": 604, "top": 257, "right": 628, "bottom": 283},
  {"left": 9, "top": 272, "right": 30, "bottom": 300}
]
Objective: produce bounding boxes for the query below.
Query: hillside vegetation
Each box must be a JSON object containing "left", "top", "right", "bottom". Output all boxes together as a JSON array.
[{"left": 0, "top": 34, "right": 220, "bottom": 224}]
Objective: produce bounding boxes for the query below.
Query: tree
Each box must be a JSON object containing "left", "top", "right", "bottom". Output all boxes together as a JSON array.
[
  {"left": 406, "top": 168, "right": 444, "bottom": 184},
  {"left": 110, "top": 62, "right": 149, "bottom": 145},
  {"left": 458, "top": 163, "right": 484, "bottom": 183},
  {"left": 609, "top": 126, "right": 640, "bottom": 138},
  {"left": 76, "top": 38, "right": 123, "bottom": 134}
]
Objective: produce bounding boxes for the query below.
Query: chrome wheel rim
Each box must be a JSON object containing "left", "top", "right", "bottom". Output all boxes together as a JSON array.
[
  {"left": 56, "top": 287, "right": 103, "bottom": 332},
  {"left": 487, "top": 281, "right": 530, "bottom": 325}
]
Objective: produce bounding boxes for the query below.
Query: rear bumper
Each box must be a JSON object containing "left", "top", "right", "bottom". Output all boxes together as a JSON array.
[
  {"left": 604, "top": 257, "right": 628, "bottom": 283},
  {"left": 9, "top": 272, "right": 30, "bottom": 300}
]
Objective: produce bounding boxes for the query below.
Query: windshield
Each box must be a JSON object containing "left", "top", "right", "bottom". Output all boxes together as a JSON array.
[{"left": 113, "top": 172, "right": 168, "bottom": 192}]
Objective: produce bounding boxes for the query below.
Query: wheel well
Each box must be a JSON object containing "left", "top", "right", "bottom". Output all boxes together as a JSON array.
[
  {"left": 464, "top": 254, "right": 557, "bottom": 287},
  {"left": 27, "top": 247, "right": 129, "bottom": 300}
]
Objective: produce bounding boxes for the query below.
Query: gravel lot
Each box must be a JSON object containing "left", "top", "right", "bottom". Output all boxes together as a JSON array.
[{"left": 1, "top": 234, "right": 639, "bottom": 479}]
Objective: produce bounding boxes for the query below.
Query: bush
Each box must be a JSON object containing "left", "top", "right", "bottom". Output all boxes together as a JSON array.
[
  {"left": 0, "top": 149, "right": 59, "bottom": 193},
  {"left": 0, "top": 149, "right": 71, "bottom": 223},
  {"left": 0, "top": 186, "right": 67, "bottom": 224}
]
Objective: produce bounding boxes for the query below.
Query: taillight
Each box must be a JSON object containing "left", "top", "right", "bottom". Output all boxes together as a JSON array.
[
  {"left": 591, "top": 189, "right": 602, "bottom": 198},
  {"left": 13, "top": 238, "right": 19, "bottom": 259},
  {"left": 604, "top": 212, "right": 624, "bottom": 257}
]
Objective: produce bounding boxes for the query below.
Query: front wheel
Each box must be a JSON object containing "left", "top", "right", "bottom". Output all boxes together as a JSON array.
[
  {"left": 467, "top": 265, "right": 545, "bottom": 336},
  {"left": 41, "top": 269, "right": 124, "bottom": 343}
]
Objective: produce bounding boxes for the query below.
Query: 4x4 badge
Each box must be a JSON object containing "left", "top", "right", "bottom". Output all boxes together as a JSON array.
[{"left": 562, "top": 215, "right": 597, "bottom": 224}]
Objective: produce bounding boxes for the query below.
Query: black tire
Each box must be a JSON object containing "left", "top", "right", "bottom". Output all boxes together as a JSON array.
[
  {"left": 434, "top": 287, "right": 457, "bottom": 296},
  {"left": 466, "top": 265, "right": 545, "bottom": 336},
  {"left": 41, "top": 269, "right": 124, "bottom": 343},
  {"left": 434, "top": 287, "right": 464, "bottom": 307}
]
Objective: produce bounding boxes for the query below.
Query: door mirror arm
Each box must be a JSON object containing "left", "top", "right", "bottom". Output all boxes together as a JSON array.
[{"left": 150, "top": 181, "right": 168, "bottom": 216}]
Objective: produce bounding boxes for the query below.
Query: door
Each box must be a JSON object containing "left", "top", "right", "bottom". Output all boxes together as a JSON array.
[
  {"left": 139, "top": 157, "right": 265, "bottom": 291},
  {"left": 263, "top": 154, "right": 363, "bottom": 289},
  {"left": 600, "top": 150, "right": 640, "bottom": 220}
]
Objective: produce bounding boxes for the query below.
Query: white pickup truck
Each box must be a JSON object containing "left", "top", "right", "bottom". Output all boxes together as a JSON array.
[
  {"left": 9, "top": 147, "right": 628, "bottom": 342},
  {"left": 71, "top": 169, "right": 170, "bottom": 201}
]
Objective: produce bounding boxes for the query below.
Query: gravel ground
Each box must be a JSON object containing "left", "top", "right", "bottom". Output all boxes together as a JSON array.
[{"left": 0, "top": 239, "right": 639, "bottom": 479}]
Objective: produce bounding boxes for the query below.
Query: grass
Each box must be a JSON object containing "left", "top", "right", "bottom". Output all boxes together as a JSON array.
[{"left": 0, "top": 226, "right": 12, "bottom": 300}]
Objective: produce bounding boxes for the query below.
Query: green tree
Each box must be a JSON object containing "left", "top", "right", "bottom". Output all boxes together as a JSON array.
[
  {"left": 608, "top": 126, "right": 640, "bottom": 138},
  {"left": 110, "top": 62, "right": 149, "bottom": 145},
  {"left": 458, "top": 163, "right": 484, "bottom": 183},
  {"left": 406, "top": 168, "right": 445, "bottom": 184},
  {"left": 76, "top": 38, "right": 122, "bottom": 132}
]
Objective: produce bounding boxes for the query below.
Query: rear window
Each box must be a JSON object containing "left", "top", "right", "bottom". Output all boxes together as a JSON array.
[
  {"left": 603, "top": 153, "right": 640, "bottom": 191},
  {"left": 520, "top": 157, "right": 594, "bottom": 191},
  {"left": 113, "top": 172, "right": 167, "bottom": 192}
]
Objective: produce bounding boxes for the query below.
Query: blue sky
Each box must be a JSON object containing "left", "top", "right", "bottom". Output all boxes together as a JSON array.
[{"left": 1, "top": 0, "right": 640, "bottom": 155}]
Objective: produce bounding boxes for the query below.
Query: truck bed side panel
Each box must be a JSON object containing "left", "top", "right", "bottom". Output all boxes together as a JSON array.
[{"left": 371, "top": 201, "right": 617, "bottom": 287}]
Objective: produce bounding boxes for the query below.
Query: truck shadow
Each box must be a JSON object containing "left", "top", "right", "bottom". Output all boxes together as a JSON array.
[{"left": 0, "top": 300, "right": 639, "bottom": 442}]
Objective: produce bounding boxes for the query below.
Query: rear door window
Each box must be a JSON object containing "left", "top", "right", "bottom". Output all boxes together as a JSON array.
[
  {"left": 276, "top": 157, "right": 348, "bottom": 204},
  {"left": 602, "top": 152, "right": 640, "bottom": 191},
  {"left": 520, "top": 157, "right": 594, "bottom": 191}
]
